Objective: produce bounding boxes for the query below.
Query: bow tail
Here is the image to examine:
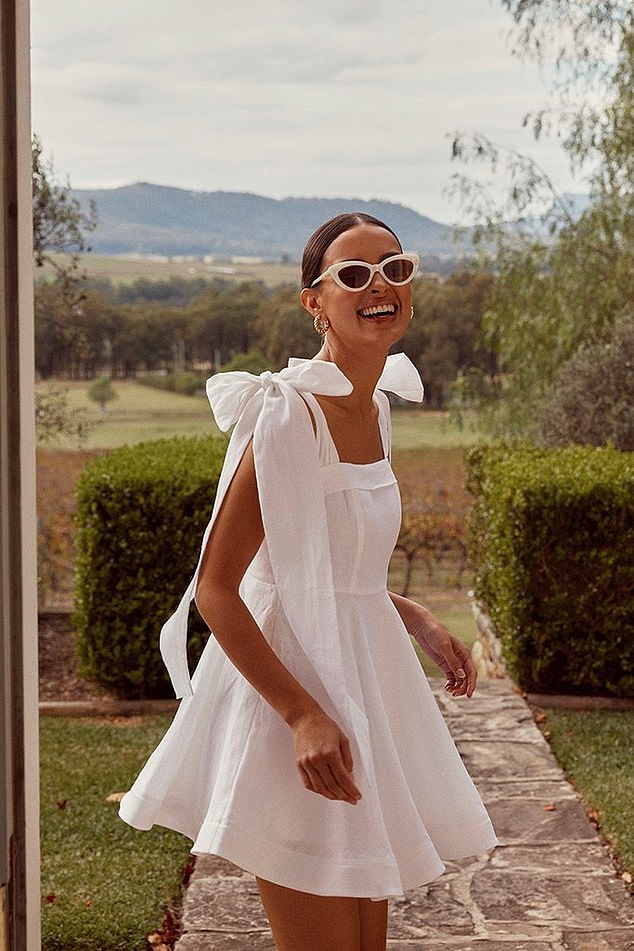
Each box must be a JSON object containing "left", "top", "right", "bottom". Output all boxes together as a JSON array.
[
  {"left": 159, "top": 392, "right": 263, "bottom": 698},
  {"left": 253, "top": 384, "right": 374, "bottom": 788}
]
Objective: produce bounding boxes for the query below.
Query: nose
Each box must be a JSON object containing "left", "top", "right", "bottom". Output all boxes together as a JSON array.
[{"left": 369, "top": 270, "right": 389, "bottom": 293}]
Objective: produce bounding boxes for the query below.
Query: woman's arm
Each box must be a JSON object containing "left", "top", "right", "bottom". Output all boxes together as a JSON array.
[
  {"left": 389, "top": 591, "right": 477, "bottom": 698},
  {"left": 195, "top": 441, "right": 361, "bottom": 805}
]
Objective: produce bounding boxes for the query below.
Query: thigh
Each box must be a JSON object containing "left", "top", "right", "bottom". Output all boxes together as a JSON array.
[
  {"left": 359, "top": 899, "right": 388, "bottom": 951},
  {"left": 256, "top": 877, "right": 361, "bottom": 951}
]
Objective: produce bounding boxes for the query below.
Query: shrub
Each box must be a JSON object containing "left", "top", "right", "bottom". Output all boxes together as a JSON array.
[
  {"left": 74, "top": 435, "right": 227, "bottom": 698},
  {"left": 466, "top": 441, "right": 634, "bottom": 697},
  {"left": 136, "top": 372, "right": 205, "bottom": 396}
]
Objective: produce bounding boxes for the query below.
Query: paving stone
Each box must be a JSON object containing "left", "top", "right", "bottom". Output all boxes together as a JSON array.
[
  {"left": 387, "top": 942, "right": 557, "bottom": 950},
  {"left": 488, "top": 842, "right": 614, "bottom": 874},
  {"left": 387, "top": 880, "right": 475, "bottom": 938},
  {"left": 176, "top": 934, "right": 275, "bottom": 950},
  {"left": 476, "top": 778, "right": 578, "bottom": 802},
  {"left": 471, "top": 870, "right": 634, "bottom": 930},
  {"left": 486, "top": 796, "right": 598, "bottom": 843},
  {"left": 183, "top": 877, "right": 270, "bottom": 932},
  {"left": 563, "top": 929, "right": 634, "bottom": 950},
  {"left": 456, "top": 739, "right": 563, "bottom": 780}
]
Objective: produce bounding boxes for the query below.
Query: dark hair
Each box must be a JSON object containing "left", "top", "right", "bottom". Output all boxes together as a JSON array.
[{"left": 301, "top": 213, "right": 403, "bottom": 289}]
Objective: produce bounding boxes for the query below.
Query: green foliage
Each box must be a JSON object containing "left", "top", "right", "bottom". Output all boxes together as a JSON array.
[
  {"left": 35, "top": 386, "right": 90, "bottom": 446},
  {"left": 32, "top": 134, "right": 97, "bottom": 274},
  {"left": 40, "top": 715, "right": 192, "bottom": 951},
  {"left": 534, "top": 309, "right": 634, "bottom": 450},
  {"left": 405, "top": 271, "right": 496, "bottom": 409},
  {"left": 467, "top": 441, "right": 634, "bottom": 696},
  {"left": 74, "top": 435, "right": 227, "bottom": 698},
  {"left": 87, "top": 375, "right": 117, "bottom": 410},
  {"left": 136, "top": 371, "right": 205, "bottom": 396},
  {"left": 220, "top": 348, "right": 271, "bottom": 374},
  {"left": 450, "top": 6, "right": 634, "bottom": 438}
]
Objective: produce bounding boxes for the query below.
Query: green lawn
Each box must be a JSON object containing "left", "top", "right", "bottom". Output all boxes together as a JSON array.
[
  {"left": 40, "top": 715, "right": 192, "bottom": 951},
  {"left": 38, "top": 378, "right": 485, "bottom": 451},
  {"left": 538, "top": 709, "right": 634, "bottom": 876}
]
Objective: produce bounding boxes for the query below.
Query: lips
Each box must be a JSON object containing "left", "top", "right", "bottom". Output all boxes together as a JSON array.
[{"left": 358, "top": 303, "right": 397, "bottom": 319}]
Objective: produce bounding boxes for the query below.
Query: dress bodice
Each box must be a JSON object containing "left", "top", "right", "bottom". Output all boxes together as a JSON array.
[{"left": 248, "top": 391, "right": 401, "bottom": 596}]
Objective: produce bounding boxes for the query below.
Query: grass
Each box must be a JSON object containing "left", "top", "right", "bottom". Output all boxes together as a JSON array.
[
  {"left": 37, "top": 378, "right": 485, "bottom": 451},
  {"left": 537, "top": 709, "right": 634, "bottom": 877},
  {"left": 41, "top": 252, "right": 300, "bottom": 288},
  {"left": 40, "top": 715, "right": 192, "bottom": 951},
  {"left": 37, "top": 380, "right": 215, "bottom": 450}
]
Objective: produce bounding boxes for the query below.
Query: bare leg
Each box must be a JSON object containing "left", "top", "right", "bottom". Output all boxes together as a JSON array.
[
  {"left": 257, "top": 877, "right": 387, "bottom": 951},
  {"left": 359, "top": 898, "right": 388, "bottom": 951}
]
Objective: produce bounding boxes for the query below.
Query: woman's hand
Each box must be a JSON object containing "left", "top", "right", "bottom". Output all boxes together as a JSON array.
[
  {"left": 390, "top": 592, "right": 477, "bottom": 698},
  {"left": 414, "top": 621, "right": 477, "bottom": 698},
  {"left": 291, "top": 710, "right": 362, "bottom": 806}
]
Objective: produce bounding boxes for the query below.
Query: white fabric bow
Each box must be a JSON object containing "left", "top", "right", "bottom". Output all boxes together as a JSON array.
[{"left": 159, "top": 353, "right": 423, "bottom": 787}]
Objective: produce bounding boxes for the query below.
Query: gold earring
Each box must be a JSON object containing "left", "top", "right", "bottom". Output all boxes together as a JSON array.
[
  {"left": 313, "top": 314, "right": 330, "bottom": 335},
  {"left": 409, "top": 306, "right": 415, "bottom": 321}
]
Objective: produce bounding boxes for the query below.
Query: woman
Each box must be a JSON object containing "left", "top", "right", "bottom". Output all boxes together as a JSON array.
[{"left": 120, "top": 213, "right": 497, "bottom": 951}]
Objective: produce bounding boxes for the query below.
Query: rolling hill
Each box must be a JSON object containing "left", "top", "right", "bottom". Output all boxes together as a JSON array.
[{"left": 71, "top": 182, "right": 469, "bottom": 261}]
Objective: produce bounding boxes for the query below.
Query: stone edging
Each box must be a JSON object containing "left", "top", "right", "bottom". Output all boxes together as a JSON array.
[{"left": 468, "top": 594, "right": 634, "bottom": 711}]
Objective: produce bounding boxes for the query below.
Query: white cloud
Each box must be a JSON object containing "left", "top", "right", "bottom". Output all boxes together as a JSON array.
[{"left": 30, "top": 0, "right": 585, "bottom": 222}]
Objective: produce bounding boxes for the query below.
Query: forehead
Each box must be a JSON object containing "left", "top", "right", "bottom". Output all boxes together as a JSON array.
[{"left": 322, "top": 223, "right": 401, "bottom": 266}]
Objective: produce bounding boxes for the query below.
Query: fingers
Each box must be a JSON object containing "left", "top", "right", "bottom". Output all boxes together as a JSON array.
[
  {"left": 444, "top": 647, "right": 477, "bottom": 698},
  {"left": 296, "top": 730, "right": 362, "bottom": 805}
]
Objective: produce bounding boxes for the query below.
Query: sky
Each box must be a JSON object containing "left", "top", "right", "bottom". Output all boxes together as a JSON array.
[{"left": 30, "top": 0, "right": 588, "bottom": 224}]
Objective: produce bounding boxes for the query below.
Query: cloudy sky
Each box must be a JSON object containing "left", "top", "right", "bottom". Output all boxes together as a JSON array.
[{"left": 30, "top": 0, "right": 587, "bottom": 223}]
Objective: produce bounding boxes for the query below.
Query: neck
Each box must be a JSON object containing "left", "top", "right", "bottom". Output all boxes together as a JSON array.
[{"left": 314, "top": 340, "right": 388, "bottom": 408}]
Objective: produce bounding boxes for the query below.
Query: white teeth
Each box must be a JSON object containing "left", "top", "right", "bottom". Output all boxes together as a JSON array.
[{"left": 359, "top": 304, "right": 396, "bottom": 317}]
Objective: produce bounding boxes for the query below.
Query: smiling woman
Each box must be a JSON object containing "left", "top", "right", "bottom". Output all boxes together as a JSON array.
[{"left": 119, "top": 213, "right": 497, "bottom": 951}]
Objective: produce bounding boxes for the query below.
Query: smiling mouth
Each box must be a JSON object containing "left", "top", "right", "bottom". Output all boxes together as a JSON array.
[{"left": 358, "top": 303, "right": 397, "bottom": 319}]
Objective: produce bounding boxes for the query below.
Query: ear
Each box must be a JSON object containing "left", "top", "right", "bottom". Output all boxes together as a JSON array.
[{"left": 300, "top": 287, "right": 322, "bottom": 316}]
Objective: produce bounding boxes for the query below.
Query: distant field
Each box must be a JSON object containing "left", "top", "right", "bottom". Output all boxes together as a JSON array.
[
  {"left": 39, "top": 252, "right": 300, "bottom": 287},
  {"left": 38, "top": 378, "right": 486, "bottom": 450}
]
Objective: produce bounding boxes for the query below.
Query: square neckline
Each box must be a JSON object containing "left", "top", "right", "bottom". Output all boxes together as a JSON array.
[{"left": 302, "top": 392, "right": 390, "bottom": 468}]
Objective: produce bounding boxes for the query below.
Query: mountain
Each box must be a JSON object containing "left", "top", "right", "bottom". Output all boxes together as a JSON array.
[{"left": 71, "top": 182, "right": 468, "bottom": 261}]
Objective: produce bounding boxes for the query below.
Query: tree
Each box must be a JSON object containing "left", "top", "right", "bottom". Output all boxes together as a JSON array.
[
  {"left": 449, "top": 3, "right": 634, "bottom": 440},
  {"left": 35, "top": 386, "right": 90, "bottom": 446},
  {"left": 254, "top": 285, "right": 318, "bottom": 369},
  {"left": 87, "top": 376, "right": 118, "bottom": 413},
  {"left": 535, "top": 309, "right": 634, "bottom": 450},
  {"left": 32, "top": 134, "right": 96, "bottom": 285},
  {"left": 404, "top": 271, "right": 495, "bottom": 408}
]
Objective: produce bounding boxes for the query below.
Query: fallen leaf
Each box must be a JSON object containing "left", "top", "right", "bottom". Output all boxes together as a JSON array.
[
  {"left": 622, "top": 871, "right": 632, "bottom": 884},
  {"left": 147, "top": 933, "right": 170, "bottom": 949},
  {"left": 543, "top": 730, "right": 552, "bottom": 740},
  {"left": 542, "top": 803, "right": 557, "bottom": 811},
  {"left": 534, "top": 712, "right": 548, "bottom": 723},
  {"left": 44, "top": 893, "right": 56, "bottom": 904},
  {"left": 56, "top": 799, "right": 67, "bottom": 810},
  {"left": 106, "top": 791, "right": 127, "bottom": 803}
]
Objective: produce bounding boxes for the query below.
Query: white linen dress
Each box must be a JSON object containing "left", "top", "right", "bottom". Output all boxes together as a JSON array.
[{"left": 119, "top": 353, "right": 497, "bottom": 900}]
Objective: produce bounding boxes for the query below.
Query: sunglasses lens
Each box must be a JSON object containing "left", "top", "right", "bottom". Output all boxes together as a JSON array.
[
  {"left": 336, "top": 264, "right": 373, "bottom": 289},
  {"left": 383, "top": 257, "right": 415, "bottom": 284}
]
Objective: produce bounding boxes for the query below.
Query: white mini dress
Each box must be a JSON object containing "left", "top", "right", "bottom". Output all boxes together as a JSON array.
[{"left": 119, "top": 354, "right": 497, "bottom": 900}]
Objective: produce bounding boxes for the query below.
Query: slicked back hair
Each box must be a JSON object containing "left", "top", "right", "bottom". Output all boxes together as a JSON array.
[{"left": 301, "top": 213, "right": 403, "bottom": 290}]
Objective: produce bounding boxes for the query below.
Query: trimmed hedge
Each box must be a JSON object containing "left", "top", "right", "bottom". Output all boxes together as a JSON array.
[
  {"left": 466, "top": 441, "right": 634, "bottom": 697},
  {"left": 74, "top": 435, "right": 227, "bottom": 698}
]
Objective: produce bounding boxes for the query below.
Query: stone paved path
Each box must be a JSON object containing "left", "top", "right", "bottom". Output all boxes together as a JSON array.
[{"left": 175, "top": 679, "right": 634, "bottom": 950}]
